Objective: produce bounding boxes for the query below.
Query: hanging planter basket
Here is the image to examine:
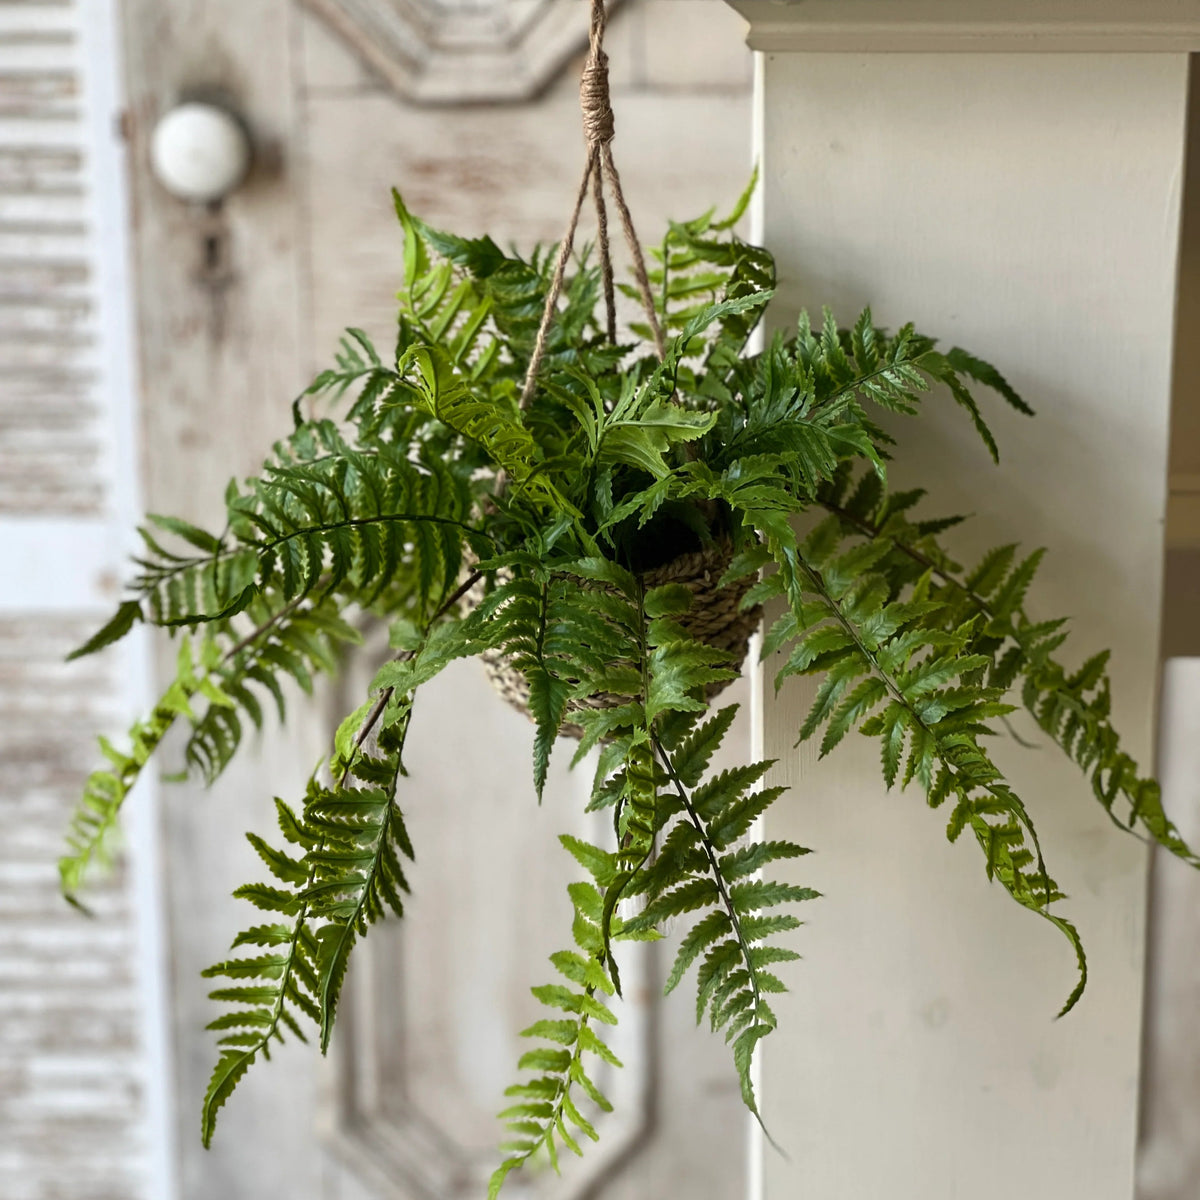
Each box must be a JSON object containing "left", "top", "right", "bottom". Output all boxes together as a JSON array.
[
  {"left": 452, "top": 1, "right": 769, "bottom": 738},
  {"left": 474, "top": 537, "right": 761, "bottom": 737}
]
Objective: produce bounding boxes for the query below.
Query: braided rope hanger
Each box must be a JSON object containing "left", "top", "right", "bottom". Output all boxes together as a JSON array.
[{"left": 519, "top": 0, "right": 667, "bottom": 409}]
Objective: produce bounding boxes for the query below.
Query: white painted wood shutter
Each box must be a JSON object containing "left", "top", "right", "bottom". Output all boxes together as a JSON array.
[{"left": 0, "top": 3, "right": 172, "bottom": 1197}]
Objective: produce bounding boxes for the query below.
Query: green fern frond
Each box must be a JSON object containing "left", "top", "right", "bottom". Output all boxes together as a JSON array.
[
  {"left": 757, "top": 511, "right": 1092, "bottom": 1011},
  {"left": 199, "top": 796, "right": 320, "bottom": 1147},
  {"left": 494, "top": 583, "right": 804, "bottom": 1194},
  {"left": 200, "top": 700, "right": 415, "bottom": 1141},
  {"left": 185, "top": 592, "right": 363, "bottom": 785},
  {"left": 645, "top": 731, "right": 812, "bottom": 1113},
  {"left": 59, "top": 636, "right": 208, "bottom": 905},
  {"left": 814, "top": 469, "right": 1200, "bottom": 872},
  {"left": 490, "top": 855, "right": 622, "bottom": 1199}
]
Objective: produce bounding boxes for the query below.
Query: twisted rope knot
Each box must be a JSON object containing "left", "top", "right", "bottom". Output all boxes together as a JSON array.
[
  {"left": 519, "top": 0, "right": 665, "bottom": 409},
  {"left": 581, "top": 48, "right": 615, "bottom": 145}
]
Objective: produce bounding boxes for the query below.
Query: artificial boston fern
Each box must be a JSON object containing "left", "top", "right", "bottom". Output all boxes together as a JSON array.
[{"left": 60, "top": 179, "right": 1200, "bottom": 1194}]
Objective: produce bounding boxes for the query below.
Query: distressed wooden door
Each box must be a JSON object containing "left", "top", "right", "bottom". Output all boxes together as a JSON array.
[{"left": 116, "top": 2, "right": 758, "bottom": 1197}]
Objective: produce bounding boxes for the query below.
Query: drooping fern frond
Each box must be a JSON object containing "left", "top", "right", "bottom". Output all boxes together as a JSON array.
[
  {"left": 199, "top": 794, "right": 321, "bottom": 1146},
  {"left": 637, "top": 710, "right": 814, "bottom": 1114},
  {"left": 199, "top": 596, "right": 494, "bottom": 1143},
  {"left": 184, "top": 591, "right": 363, "bottom": 784},
  {"left": 60, "top": 636, "right": 210, "bottom": 906},
  {"left": 200, "top": 686, "right": 416, "bottom": 1144},
  {"left": 489, "top": 854, "right": 625, "bottom": 1199},
  {"left": 100, "top": 417, "right": 483, "bottom": 636},
  {"left": 813, "top": 466, "right": 1200, "bottom": 870},
  {"left": 753, "top": 512, "right": 1088, "bottom": 1013},
  {"left": 490, "top": 568, "right": 807, "bottom": 1194}
]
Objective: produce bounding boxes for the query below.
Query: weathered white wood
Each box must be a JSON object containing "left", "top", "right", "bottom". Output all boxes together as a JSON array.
[
  {"left": 300, "top": 0, "right": 618, "bottom": 104},
  {"left": 731, "top": 0, "right": 1200, "bottom": 52},
  {"left": 0, "top": 1, "right": 169, "bottom": 1197},
  {"left": 117, "top": 4, "right": 321, "bottom": 1198},
  {"left": 120, "top": 0, "right": 308, "bottom": 530},
  {"left": 117, "top": 1, "right": 758, "bottom": 1196},
  {"left": 749, "top": 50, "right": 1188, "bottom": 1200},
  {"left": 303, "top": 70, "right": 755, "bottom": 365}
]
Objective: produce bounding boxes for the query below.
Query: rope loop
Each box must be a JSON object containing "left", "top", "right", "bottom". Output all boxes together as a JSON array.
[{"left": 519, "top": 0, "right": 665, "bottom": 409}]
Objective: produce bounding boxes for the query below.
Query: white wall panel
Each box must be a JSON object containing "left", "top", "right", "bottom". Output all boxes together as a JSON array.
[{"left": 751, "top": 49, "right": 1188, "bottom": 1200}]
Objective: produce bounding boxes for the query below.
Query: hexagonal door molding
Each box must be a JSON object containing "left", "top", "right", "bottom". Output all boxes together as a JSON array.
[
  {"left": 303, "top": 0, "right": 625, "bottom": 104},
  {"left": 318, "top": 625, "right": 654, "bottom": 1197}
]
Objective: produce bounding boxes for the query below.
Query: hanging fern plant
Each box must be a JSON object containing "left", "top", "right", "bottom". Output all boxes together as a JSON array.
[{"left": 60, "top": 3, "right": 1199, "bottom": 1195}]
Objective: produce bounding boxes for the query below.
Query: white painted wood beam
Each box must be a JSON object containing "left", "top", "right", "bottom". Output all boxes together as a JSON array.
[
  {"left": 733, "top": 12, "right": 1196, "bottom": 1196},
  {"left": 730, "top": 0, "right": 1200, "bottom": 52}
]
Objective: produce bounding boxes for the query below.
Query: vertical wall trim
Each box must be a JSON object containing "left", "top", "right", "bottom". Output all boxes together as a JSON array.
[
  {"left": 745, "top": 44, "right": 767, "bottom": 1200},
  {"left": 77, "top": 4, "right": 178, "bottom": 1197}
]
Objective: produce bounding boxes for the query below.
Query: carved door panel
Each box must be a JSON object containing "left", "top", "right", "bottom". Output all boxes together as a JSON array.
[{"left": 117, "top": 2, "right": 757, "bottom": 1196}]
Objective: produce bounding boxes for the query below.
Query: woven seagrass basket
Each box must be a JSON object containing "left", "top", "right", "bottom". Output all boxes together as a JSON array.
[{"left": 475, "top": 539, "right": 761, "bottom": 740}]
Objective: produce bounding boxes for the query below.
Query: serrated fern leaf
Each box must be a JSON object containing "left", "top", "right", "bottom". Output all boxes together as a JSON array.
[
  {"left": 647, "top": 732, "right": 811, "bottom": 1115},
  {"left": 201, "top": 655, "right": 427, "bottom": 1142},
  {"left": 814, "top": 469, "right": 1200, "bottom": 873},
  {"left": 199, "top": 798, "right": 319, "bottom": 1146},
  {"left": 758, "top": 512, "right": 1088, "bottom": 1011},
  {"left": 59, "top": 638, "right": 206, "bottom": 905},
  {"left": 491, "top": 859, "right": 621, "bottom": 1197}
]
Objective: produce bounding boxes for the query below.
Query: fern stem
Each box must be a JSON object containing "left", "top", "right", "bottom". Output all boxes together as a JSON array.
[
  {"left": 320, "top": 714, "right": 407, "bottom": 1051},
  {"left": 221, "top": 588, "right": 318, "bottom": 663},
  {"left": 138, "top": 514, "right": 488, "bottom": 603},
  {"left": 60, "top": 680, "right": 202, "bottom": 905},
  {"left": 501, "top": 967, "right": 607, "bottom": 1183},
  {"left": 651, "top": 734, "right": 765, "bottom": 1020},
  {"left": 199, "top": 840, "right": 321, "bottom": 1148},
  {"left": 824, "top": 359, "right": 923, "bottom": 415},
  {"left": 204, "top": 908, "right": 312, "bottom": 1146},
  {"left": 596, "top": 579, "right": 663, "bottom": 969},
  {"left": 337, "top": 570, "right": 483, "bottom": 786},
  {"left": 258, "top": 512, "right": 483, "bottom": 552},
  {"left": 338, "top": 688, "right": 394, "bottom": 788},
  {"left": 818, "top": 499, "right": 991, "bottom": 610}
]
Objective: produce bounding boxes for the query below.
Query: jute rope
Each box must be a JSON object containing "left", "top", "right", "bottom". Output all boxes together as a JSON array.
[
  {"left": 520, "top": 0, "right": 666, "bottom": 409},
  {"left": 480, "top": 0, "right": 762, "bottom": 738}
]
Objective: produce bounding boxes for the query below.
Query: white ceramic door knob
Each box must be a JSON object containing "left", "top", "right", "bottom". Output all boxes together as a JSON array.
[{"left": 150, "top": 102, "right": 251, "bottom": 203}]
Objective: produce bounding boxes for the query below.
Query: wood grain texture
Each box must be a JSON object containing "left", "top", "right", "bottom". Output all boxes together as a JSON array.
[
  {"left": 0, "top": 0, "right": 103, "bottom": 518},
  {"left": 303, "top": 63, "right": 754, "bottom": 373},
  {"left": 116, "top": 2, "right": 314, "bottom": 1195},
  {"left": 122, "top": 1, "right": 757, "bottom": 1196},
  {"left": 300, "top": 0, "right": 617, "bottom": 104},
  {"left": 0, "top": 618, "right": 144, "bottom": 1200},
  {"left": 754, "top": 51, "right": 1187, "bottom": 1200},
  {"left": 0, "top": 3, "right": 156, "bottom": 1196},
  {"left": 119, "top": 0, "right": 306, "bottom": 532}
]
